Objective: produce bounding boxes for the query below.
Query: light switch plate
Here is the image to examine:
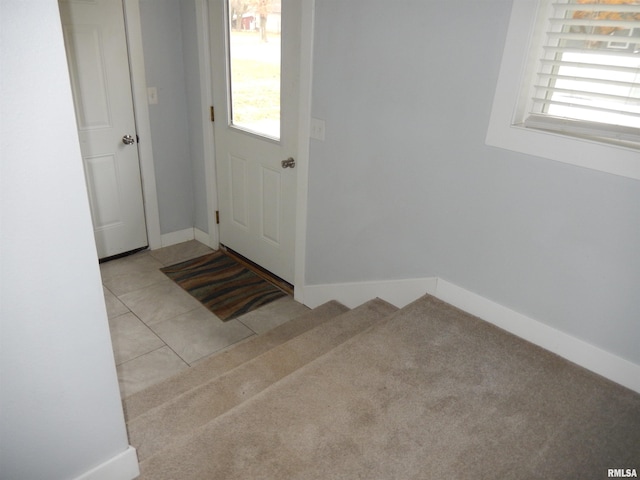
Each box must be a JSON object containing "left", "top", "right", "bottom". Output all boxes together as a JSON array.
[
  {"left": 310, "top": 117, "right": 325, "bottom": 141},
  {"left": 147, "top": 87, "right": 158, "bottom": 105}
]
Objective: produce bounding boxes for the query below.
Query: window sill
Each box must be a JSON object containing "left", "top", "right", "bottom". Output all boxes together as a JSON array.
[{"left": 487, "top": 121, "right": 640, "bottom": 180}]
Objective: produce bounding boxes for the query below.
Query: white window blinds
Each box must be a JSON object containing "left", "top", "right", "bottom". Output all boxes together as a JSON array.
[{"left": 524, "top": 0, "right": 640, "bottom": 143}]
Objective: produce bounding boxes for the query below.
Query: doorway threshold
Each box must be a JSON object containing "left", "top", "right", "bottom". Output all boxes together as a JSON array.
[
  {"left": 220, "top": 245, "right": 293, "bottom": 296},
  {"left": 99, "top": 246, "right": 148, "bottom": 264}
]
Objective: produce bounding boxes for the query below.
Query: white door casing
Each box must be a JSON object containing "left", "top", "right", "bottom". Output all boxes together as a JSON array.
[
  {"left": 60, "top": 0, "right": 148, "bottom": 259},
  {"left": 209, "top": 0, "right": 302, "bottom": 284}
]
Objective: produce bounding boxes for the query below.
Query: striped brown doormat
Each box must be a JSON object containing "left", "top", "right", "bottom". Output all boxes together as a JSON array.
[{"left": 160, "top": 251, "right": 287, "bottom": 321}]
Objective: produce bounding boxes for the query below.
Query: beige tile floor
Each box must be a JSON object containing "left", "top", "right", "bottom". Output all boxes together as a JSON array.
[{"left": 101, "top": 240, "right": 310, "bottom": 398}]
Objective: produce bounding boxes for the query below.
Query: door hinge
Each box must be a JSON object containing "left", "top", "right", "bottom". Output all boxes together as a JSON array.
[
  {"left": 215, "top": 210, "right": 220, "bottom": 224},
  {"left": 210, "top": 106, "right": 215, "bottom": 122}
]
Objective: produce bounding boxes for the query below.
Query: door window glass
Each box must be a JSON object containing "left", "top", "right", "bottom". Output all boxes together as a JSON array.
[{"left": 227, "top": 0, "right": 282, "bottom": 139}]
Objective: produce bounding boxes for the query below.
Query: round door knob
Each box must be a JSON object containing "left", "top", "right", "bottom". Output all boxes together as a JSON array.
[
  {"left": 122, "top": 134, "right": 135, "bottom": 145},
  {"left": 281, "top": 157, "right": 295, "bottom": 168}
]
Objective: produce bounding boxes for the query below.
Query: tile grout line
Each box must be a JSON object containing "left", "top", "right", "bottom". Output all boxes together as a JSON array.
[{"left": 106, "top": 240, "right": 307, "bottom": 399}]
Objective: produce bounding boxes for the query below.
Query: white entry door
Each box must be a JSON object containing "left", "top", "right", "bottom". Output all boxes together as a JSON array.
[
  {"left": 59, "top": 0, "right": 147, "bottom": 259},
  {"left": 210, "top": 0, "right": 301, "bottom": 284}
]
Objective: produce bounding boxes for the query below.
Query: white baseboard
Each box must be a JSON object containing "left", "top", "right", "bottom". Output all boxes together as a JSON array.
[
  {"left": 194, "top": 227, "right": 214, "bottom": 248},
  {"left": 433, "top": 278, "right": 640, "bottom": 395},
  {"left": 72, "top": 446, "right": 139, "bottom": 480},
  {"left": 302, "top": 277, "right": 438, "bottom": 309},
  {"left": 160, "top": 228, "right": 195, "bottom": 248},
  {"left": 158, "top": 228, "right": 214, "bottom": 249},
  {"left": 302, "top": 275, "right": 640, "bottom": 394}
]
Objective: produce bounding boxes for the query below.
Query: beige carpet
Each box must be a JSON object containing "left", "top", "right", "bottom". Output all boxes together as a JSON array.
[
  {"left": 129, "top": 299, "right": 398, "bottom": 460},
  {"left": 122, "top": 301, "right": 350, "bottom": 421},
  {"left": 138, "top": 294, "right": 640, "bottom": 479}
]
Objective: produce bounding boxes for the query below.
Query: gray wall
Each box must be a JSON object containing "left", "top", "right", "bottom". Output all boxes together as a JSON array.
[
  {"left": 181, "top": 0, "right": 210, "bottom": 233},
  {"left": 139, "top": 0, "right": 208, "bottom": 235},
  {"left": 306, "top": 0, "right": 640, "bottom": 365},
  {"left": 1, "top": 1, "right": 133, "bottom": 478}
]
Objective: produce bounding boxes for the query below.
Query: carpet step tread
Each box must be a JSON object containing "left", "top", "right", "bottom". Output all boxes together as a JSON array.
[
  {"left": 123, "top": 300, "right": 349, "bottom": 421},
  {"left": 129, "top": 298, "right": 398, "bottom": 461},
  {"left": 137, "top": 293, "right": 640, "bottom": 479}
]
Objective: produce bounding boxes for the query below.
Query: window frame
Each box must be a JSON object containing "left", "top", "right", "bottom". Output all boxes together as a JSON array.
[{"left": 486, "top": 0, "right": 640, "bottom": 181}]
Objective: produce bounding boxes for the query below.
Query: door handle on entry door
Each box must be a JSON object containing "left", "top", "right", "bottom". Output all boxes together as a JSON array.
[
  {"left": 122, "top": 134, "right": 135, "bottom": 145},
  {"left": 281, "top": 157, "right": 295, "bottom": 169}
]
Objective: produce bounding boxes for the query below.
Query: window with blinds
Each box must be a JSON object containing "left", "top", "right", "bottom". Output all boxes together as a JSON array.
[{"left": 524, "top": 0, "right": 640, "bottom": 144}]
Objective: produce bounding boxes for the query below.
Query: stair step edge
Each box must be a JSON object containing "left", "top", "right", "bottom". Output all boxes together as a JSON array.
[
  {"left": 123, "top": 300, "right": 350, "bottom": 422},
  {"left": 131, "top": 298, "right": 397, "bottom": 462}
]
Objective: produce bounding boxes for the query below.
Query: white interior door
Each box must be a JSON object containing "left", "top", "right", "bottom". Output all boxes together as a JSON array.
[
  {"left": 210, "top": 0, "right": 301, "bottom": 284},
  {"left": 59, "top": 0, "right": 148, "bottom": 259}
]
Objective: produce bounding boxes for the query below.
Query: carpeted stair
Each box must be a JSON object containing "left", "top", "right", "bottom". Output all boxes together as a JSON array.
[
  {"left": 127, "top": 294, "right": 640, "bottom": 480},
  {"left": 126, "top": 298, "right": 397, "bottom": 461},
  {"left": 122, "top": 300, "right": 350, "bottom": 422}
]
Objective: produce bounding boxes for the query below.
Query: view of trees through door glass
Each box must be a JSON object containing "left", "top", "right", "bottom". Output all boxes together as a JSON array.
[{"left": 228, "top": 0, "right": 281, "bottom": 139}]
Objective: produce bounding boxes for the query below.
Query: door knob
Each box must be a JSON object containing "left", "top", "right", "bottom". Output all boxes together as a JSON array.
[
  {"left": 122, "top": 134, "right": 135, "bottom": 145},
  {"left": 281, "top": 157, "right": 295, "bottom": 168}
]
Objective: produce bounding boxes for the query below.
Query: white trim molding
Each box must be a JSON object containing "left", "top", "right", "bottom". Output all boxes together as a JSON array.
[
  {"left": 293, "top": 0, "right": 315, "bottom": 304},
  {"left": 303, "top": 277, "right": 438, "bottom": 309},
  {"left": 194, "top": 227, "right": 213, "bottom": 247},
  {"left": 195, "top": 0, "right": 220, "bottom": 251},
  {"left": 72, "top": 446, "right": 139, "bottom": 480},
  {"left": 433, "top": 278, "right": 640, "bottom": 395},
  {"left": 159, "top": 228, "right": 196, "bottom": 248},
  {"left": 158, "top": 227, "right": 214, "bottom": 249},
  {"left": 302, "top": 276, "right": 640, "bottom": 394},
  {"left": 123, "top": 0, "right": 162, "bottom": 250}
]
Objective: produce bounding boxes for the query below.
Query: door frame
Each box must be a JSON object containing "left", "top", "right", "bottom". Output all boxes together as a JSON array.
[
  {"left": 121, "top": 0, "right": 161, "bottom": 250},
  {"left": 291, "top": 0, "right": 314, "bottom": 304},
  {"left": 195, "top": 0, "right": 220, "bottom": 250},
  {"left": 122, "top": 0, "right": 219, "bottom": 252},
  {"left": 119, "top": 0, "right": 229, "bottom": 253},
  {"left": 120, "top": 0, "right": 315, "bottom": 302},
  {"left": 201, "top": 0, "right": 315, "bottom": 301}
]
